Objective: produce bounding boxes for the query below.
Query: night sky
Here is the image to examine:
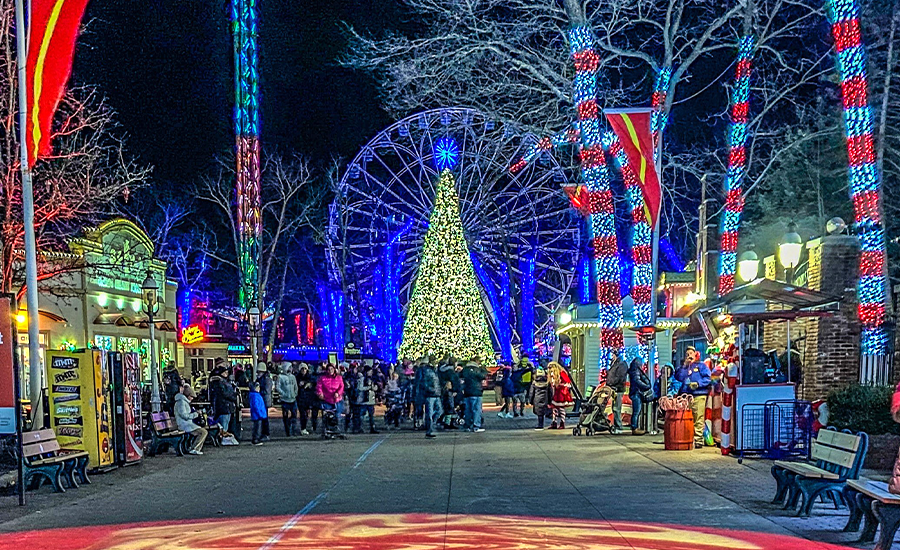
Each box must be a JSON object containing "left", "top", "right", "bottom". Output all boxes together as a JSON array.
[{"left": 71, "top": 1, "right": 400, "bottom": 186}]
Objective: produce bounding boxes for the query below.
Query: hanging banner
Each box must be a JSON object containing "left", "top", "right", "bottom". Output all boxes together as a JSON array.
[
  {"left": 0, "top": 297, "right": 16, "bottom": 434},
  {"left": 604, "top": 108, "right": 662, "bottom": 228}
]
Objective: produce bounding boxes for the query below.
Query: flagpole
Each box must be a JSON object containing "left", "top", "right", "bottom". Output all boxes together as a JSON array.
[{"left": 15, "top": 0, "right": 43, "bottom": 427}]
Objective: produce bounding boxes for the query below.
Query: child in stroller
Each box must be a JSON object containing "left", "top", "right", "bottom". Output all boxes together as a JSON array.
[{"left": 573, "top": 385, "right": 616, "bottom": 436}]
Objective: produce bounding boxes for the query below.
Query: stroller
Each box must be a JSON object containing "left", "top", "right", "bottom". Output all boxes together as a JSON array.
[
  {"left": 321, "top": 405, "right": 346, "bottom": 440},
  {"left": 572, "top": 385, "right": 616, "bottom": 436}
]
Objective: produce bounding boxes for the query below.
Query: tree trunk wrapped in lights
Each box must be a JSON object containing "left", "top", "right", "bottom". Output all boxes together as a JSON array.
[{"left": 398, "top": 169, "right": 496, "bottom": 364}]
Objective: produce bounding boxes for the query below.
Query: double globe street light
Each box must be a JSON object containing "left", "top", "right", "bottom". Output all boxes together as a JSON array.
[{"left": 141, "top": 271, "right": 161, "bottom": 413}]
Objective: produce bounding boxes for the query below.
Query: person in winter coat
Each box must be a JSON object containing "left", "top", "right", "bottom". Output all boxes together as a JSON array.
[
  {"left": 548, "top": 362, "right": 574, "bottom": 430},
  {"left": 316, "top": 364, "right": 345, "bottom": 435},
  {"left": 628, "top": 357, "right": 652, "bottom": 436},
  {"left": 607, "top": 351, "right": 629, "bottom": 434},
  {"left": 530, "top": 364, "right": 550, "bottom": 430},
  {"left": 354, "top": 366, "right": 379, "bottom": 434},
  {"left": 461, "top": 360, "right": 487, "bottom": 432},
  {"left": 498, "top": 364, "right": 516, "bottom": 418},
  {"left": 438, "top": 359, "right": 461, "bottom": 428},
  {"left": 344, "top": 364, "right": 360, "bottom": 432},
  {"left": 416, "top": 359, "right": 443, "bottom": 437},
  {"left": 675, "top": 347, "right": 712, "bottom": 448},
  {"left": 256, "top": 363, "right": 273, "bottom": 440},
  {"left": 277, "top": 362, "right": 299, "bottom": 436},
  {"left": 208, "top": 367, "right": 237, "bottom": 435},
  {"left": 174, "top": 384, "right": 207, "bottom": 455},
  {"left": 295, "top": 363, "right": 317, "bottom": 435},
  {"left": 162, "top": 361, "right": 183, "bottom": 413},
  {"left": 889, "top": 381, "right": 900, "bottom": 494},
  {"left": 512, "top": 360, "right": 530, "bottom": 417},
  {"left": 249, "top": 381, "right": 268, "bottom": 445}
]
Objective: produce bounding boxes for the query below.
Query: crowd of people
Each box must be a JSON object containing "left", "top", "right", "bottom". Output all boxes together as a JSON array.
[{"left": 159, "top": 347, "right": 714, "bottom": 453}]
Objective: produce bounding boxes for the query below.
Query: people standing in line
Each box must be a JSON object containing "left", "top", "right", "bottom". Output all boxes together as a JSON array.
[
  {"left": 530, "top": 363, "right": 550, "bottom": 430},
  {"left": 461, "top": 359, "right": 487, "bottom": 432},
  {"left": 384, "top": 371, "right": 403, "bottom": 429},
  {"left": 277, "top": 362, "right": 299, "bottom": 436},
  {"left": 256, "top": 363, "right": 273, "bottom": 441},
  {"left": 607, "top": 351, "right": 628, "bottom": 435},
  {"left": 355, "top": 366, "right": 379, "bottom": 434},
  {"left": 316, "top": 363, "right": 345, "bottom": 436},
  {"left": 344, "top": 364, "right": 360, "bottom": 433},
  {"left": 628, "top": 357, "right": 652, "bottom": 436},
  {"left": 493, "top": 366, "right": 504, "bottom": 406},
  {"left": 295, "top": 363, "right": 317, "bottom": 435},
  {"left": 548, "top": 362, "right": 573, "bottom": 430},
  {"left": 676, "top": 347, "right": 712, "bottom": 449},
  {"left": 498, "top": 363, "right": 516, "bottom": 418},
  {"left": 209, "top": 366, "right": 237, "bottom": 436},
  {"left": 174, "top": 384, "right": 207, "bottom": 455},
  {"left": 416, "top": 358, "right": 443, "bottom": 438},
  {"left": 249, "top": 381, "right": 267, "bottom": 446}
]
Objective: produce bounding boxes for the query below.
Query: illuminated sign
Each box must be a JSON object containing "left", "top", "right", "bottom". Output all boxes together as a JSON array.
[{"left": 181, "top": 325, "right": 205, "bottom": 344}]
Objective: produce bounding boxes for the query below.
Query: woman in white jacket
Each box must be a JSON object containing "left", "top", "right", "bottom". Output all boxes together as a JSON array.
[{"left": 174, "top": 384, "right": 208, "bottom": 455}]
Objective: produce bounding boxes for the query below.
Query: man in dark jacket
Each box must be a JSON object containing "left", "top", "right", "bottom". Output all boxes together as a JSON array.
[
  {"left": 209, "top": 367, "right": 237, "bottom": 434},
  {"left": 627, "top": 357, "right": 652, "bottom": 436},
  {"left": 607, "top": 351, "right": 628, "bottom": 434},
  {"left": 416, "top": 359, "right": 442, "bottom": 437},
  {"left": 438, "top": 359, "right": 461, "bottom": 428},
  {"left": 461, "top": 360, "right": 487, "bottom": 432},
  {"left": 162, "top": 361, "right": 182, "bottom": 413}
]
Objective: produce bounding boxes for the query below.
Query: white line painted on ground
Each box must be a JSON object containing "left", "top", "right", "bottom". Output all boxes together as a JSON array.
[{"left": 258, "top": 438, "right": 386, "bottom": 550}]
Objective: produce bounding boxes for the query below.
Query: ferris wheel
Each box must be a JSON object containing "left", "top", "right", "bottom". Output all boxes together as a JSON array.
[{"left": 329, "top": 107, "right": 581, "bottom": 359}]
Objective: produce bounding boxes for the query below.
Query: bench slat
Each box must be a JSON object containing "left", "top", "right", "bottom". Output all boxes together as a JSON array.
[
  {"left": 847, "top": 480, "right": 900, "bottom": 504},
  {"left": 23, "top": 440, "right": 61, "bottom": 458},
  {"left": 22, "top": 429, "right": 57, "bottom": 445},
  {"left": 773, "top": 461, "right": 840, "bottom": 479},
  {"left": 811, "top": 441, "right": 857, "bottom": 469},
  {"left": 816, "top": 430, "right": 861, "bottom": 452}
]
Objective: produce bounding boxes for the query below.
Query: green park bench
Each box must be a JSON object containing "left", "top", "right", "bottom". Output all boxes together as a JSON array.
[
  {"left": 771, "top": 428, "right": 868, "bottom": 517},
  {"left": 147, "top": 412, "right": 188, "bottom": 457},
  {"left": 842, "top": 479, "right": 900, "bottom": 550},
  {"left": 23, "top": 429, "right": 90, "bottom": 493}
]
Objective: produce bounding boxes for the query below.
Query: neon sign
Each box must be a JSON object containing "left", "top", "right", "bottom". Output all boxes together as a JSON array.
[{"left": 181, "top": 325, "right": 205, "bottom": 344}]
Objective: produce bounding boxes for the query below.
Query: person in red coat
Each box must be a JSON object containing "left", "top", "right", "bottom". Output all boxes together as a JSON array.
[{"left": 548, "top": 362, "right": 574, "bottom": 429}]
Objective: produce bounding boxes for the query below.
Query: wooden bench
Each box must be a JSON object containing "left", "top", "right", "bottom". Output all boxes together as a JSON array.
[
  {"left": 147, "top": 412, "right": 187, "bottom": 457},
  {"left": 771, "top": 428, "right": 868, "bottom": 517},
  {"left": 842, "top": 479, "right": 900, "bottom": 550},
  {"left": 23, "top": 429, "right": 90, "bottom": 493}
]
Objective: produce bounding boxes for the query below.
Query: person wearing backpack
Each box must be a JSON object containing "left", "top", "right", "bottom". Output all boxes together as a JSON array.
[{"left": 607, "top": 351, "right": 628, "bottom": 434}]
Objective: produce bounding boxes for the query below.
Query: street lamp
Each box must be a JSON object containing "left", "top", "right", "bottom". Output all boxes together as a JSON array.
[
  {"left": 248, "top": 305, "right": 261, "bottom": 373},
  {"left": 141, "top": 271, "right": 161, "bottom": 413},
  {"left": 779, "top": 224, "right": 803, "bottom": 284},
  {"left": 738, "top": 250, "right": 760, "bottom": 283}
]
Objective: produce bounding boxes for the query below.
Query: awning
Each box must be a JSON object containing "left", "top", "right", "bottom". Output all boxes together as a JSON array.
[
  {"left": 94, "top": 313, "right": 135, "bottom": 326},
  {"left": 696, "top": 278, "right": 840, "bottom": 322},
  {"left": 134, "top": 318, "right": 177, "bottom": 332}
]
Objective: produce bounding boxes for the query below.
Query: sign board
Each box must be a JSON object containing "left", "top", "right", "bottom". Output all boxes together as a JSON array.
[
  {"left": 0, "top": 297, "right": 15, "bottom": 434},
  {"left": 181, "top": 325, "right": 205, "bottom": 344}
]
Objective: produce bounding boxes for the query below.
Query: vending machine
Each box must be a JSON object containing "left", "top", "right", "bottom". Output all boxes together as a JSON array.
[
  {"left": 47, "top": 350, "right": 115, "bottom": 470},
  {"left": 110, "top": 351, "right": 143, "bottom": 465}
]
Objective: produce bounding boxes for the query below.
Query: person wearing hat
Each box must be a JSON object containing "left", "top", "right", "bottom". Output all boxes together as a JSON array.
[
  {"left": 295, "top": 363, "right": 317, "bottom": 435},
  {"left": 256, "top": 362, "right": 273, "bottom": 441},
  {"left": 461, "top": 358, "right": 487, "bottom": 432},
  {"left": 174, "top": 383, "right": 208, "bottom": 455},
  {"left": 277, "top": 362, "right": 299, "bottom": 436},
  {"left": 209, "top": 366, "right": 237, "bottom": 435},
  {"left": 530, "top": 363, "right": 550, "bottom": 429}
]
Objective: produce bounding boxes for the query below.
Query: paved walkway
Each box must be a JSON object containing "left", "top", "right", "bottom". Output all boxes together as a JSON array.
[{"left": 0, "top": 408, "right": 883, "bottom": 549}]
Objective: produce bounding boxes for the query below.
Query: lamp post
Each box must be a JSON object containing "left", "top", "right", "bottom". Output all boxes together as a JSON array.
[
  {"left": 737, "top": 250, "right": 760, "bottom": 283},
  {"left": 778, "top": 224, "right": 803, "bottom": 284},
  {"left": 248, "top": 306, "right": 261, "bottom": 372},
  {"left": 142, "top": 272, "right": 161, "bottom": 413}
]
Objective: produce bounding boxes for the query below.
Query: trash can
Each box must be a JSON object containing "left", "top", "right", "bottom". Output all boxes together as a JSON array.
[{"left": 664, "top": 409, "right": 694, "bottom": 450}]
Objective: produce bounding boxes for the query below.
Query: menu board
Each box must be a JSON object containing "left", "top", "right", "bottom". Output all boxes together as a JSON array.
[{"left": 49, "top": 353, "right": 85, "bottom": 448}]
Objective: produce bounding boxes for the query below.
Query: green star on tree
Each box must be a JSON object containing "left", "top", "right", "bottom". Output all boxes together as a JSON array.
[{"left": 398, "top": 169, "right": 496, "bottom": 364}]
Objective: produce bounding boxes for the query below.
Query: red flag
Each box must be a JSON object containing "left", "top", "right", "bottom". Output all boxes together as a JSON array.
[
  {"left": 604, "top": 109, "right": 662, "bottom": 228},
  {"left": 25, "top": 0, "right": 91, "bottom": 167}
]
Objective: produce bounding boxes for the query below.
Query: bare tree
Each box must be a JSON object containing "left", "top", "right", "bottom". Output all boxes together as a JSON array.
[
  {"left": 195, "top": 153, "right": 326, "bottom": 352},
  {"left": 0, "top": 0, "right": 148, "bottom": 293}
]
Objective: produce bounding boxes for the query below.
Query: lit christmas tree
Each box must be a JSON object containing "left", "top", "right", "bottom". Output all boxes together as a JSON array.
[{"left": 398, "top": 164, "right": 496, "bottom": 364}]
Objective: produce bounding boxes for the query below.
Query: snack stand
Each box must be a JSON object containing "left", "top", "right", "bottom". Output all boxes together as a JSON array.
[{"left": 694, "top": 279, "right": 839, "bottom": 457}]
